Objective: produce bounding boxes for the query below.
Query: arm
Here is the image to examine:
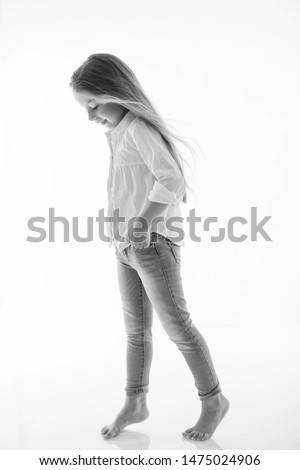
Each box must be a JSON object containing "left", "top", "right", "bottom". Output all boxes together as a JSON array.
[
  {"left": 140, "top": 199, "right": 169, "bottom": 225},
  {"left": 127, "top": 120, "right": 185, "bottom": 246},
  {"left": 131, "top": 119, "right": 185, "bottom": 205},
  {"left": 127, "top": 200, "right": 169, "bottom": 245}
]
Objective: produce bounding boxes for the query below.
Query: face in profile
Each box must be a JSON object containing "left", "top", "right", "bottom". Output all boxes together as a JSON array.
[{"left": 73, "top": 90, "right": 129, "bottom": 130}]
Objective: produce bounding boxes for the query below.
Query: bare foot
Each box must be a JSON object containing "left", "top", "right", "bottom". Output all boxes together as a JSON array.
[
  {"left": 182, "top": 392, "right": 230, "bottom": 441},
  {"left": 101, "top": 394, "right": 149, "bottom": 439}
]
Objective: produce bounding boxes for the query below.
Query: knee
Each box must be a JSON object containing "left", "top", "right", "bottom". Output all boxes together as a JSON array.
[
  {"left": 126, "top": 328, "right": 152, "bottom": 345},
  {"left": 165, "top": 318, "right": 199, "bottom": 349}
]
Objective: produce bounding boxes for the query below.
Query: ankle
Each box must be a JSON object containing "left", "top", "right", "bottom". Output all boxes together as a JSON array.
[
  {"left": 125, "top": 393, "right": 147, "bottom": 406},
  {"left": 201, "top": 392, "right": 223, "bottom": 406}
]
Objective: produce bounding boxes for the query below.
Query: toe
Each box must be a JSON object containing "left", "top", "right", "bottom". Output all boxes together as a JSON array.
[
  {"left": 192, "top": 432, "right": 199, "bottom": 440},
  {"left": 104, "top": 426, "right": 120, "bottom": 439},
  {"left": 101, "top": 426, "right": 108, "bottom": 434},
  {"left": 187, "top": 431, "right": 196, "bottom": 440},
  {"left": 182, "top": 427, "right": 193, "bottom": 437}
]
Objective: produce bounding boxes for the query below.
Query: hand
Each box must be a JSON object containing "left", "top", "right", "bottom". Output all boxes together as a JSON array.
[{"left": 127, "top": 223, "right": 151, "bottom": 250}]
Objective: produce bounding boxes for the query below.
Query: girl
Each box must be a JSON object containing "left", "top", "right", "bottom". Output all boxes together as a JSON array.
[{"left": 70, "top": 53, "right": 229, "bottom": 441}]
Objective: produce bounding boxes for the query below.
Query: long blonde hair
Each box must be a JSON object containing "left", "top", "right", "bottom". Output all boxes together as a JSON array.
[{"left": 70, "top": 53, "right": 198, "bottom": 203}]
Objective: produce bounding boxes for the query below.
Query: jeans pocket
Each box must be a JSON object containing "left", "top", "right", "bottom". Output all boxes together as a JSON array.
[
  {"left": 131, "top": 242, "right": 155, "bottom": 252},
  {"left": 131, "top": 232, "right": 158, "bottom": 251},
  {"left": 165, "top": 238, "right": 181, "bottom": 264},
  {"left": 170, "top": 244, "right": 181, "bottom": 264}
]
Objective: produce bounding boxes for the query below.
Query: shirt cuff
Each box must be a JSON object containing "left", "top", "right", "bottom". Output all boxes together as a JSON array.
[{"left": 148, "top": 181, "right": 183, "bottom": 205}]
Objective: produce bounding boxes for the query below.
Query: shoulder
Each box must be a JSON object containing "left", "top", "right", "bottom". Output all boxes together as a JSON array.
[
  {"left": 127, "top": 116, "right": 162, "bottom": 145},
  {"left": 128, "top": 116, "right": 150, "bottom": 133}
]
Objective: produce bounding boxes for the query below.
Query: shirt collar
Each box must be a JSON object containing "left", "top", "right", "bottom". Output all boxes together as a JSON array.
[{"left": 105, "top": 110, "right": 136, "bottom": 137}]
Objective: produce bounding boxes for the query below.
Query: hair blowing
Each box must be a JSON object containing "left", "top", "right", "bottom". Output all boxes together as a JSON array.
[{"left": 70, "top": 53, "right": 198, "bottom": 204}]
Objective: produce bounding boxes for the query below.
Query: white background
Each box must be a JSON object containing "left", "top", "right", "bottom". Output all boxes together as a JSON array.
[{"left": 0, "top": 0, "right": 300, "bottom": 451}]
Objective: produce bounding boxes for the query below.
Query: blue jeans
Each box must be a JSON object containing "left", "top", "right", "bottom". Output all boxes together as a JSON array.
[{"left": 114, "top": 232, "right": 222, "bottom": 401}]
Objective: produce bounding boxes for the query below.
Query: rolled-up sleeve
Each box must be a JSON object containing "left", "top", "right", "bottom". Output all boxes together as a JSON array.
[{"left": 131, "top": 119, "right": 185, "bottom": 205}]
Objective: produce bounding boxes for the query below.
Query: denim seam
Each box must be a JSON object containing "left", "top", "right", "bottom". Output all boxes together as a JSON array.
[
  {"left": 139, "top": 276, "right": 145, "bottom": 389},
  {"left": 154, "top": 242, "right": 218, "bottom": 389}
]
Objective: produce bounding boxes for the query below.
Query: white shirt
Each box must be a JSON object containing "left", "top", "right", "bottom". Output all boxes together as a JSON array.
[{"left": 105, "top": 110, "right": 186, "bottom": 252}]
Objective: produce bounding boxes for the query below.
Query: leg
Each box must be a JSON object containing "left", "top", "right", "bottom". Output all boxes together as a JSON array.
[
  {"left": 101, "top": 247, "right": 152, "bottom": 439},
  {"left": 129, "top": 233, "right": 230, "bottom": 440},
  {"left": 118, "top": 251, "right": 153, "bottom": 397}
]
